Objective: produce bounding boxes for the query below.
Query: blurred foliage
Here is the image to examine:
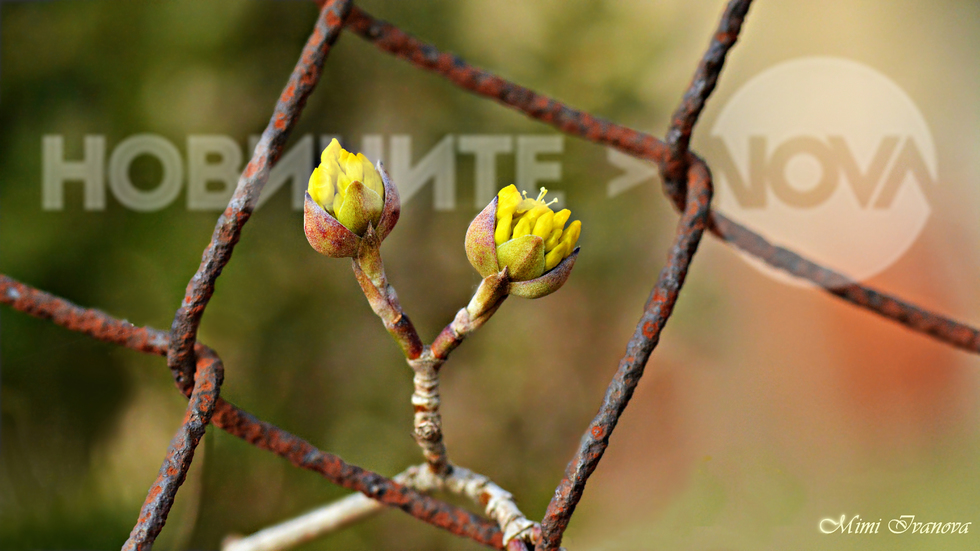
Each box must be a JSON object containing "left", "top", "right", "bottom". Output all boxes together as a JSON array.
[{"left": 2, "top": 1, "right": 980, "bottom": 550}]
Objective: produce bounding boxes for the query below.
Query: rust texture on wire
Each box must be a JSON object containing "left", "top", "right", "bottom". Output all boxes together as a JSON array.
[
  {"left": 0, "top": 274, "right": 506, "bottom": 549},
  {"left": 663, "top": 0, "right": 754, "bottom": 200},
  {"left": 347, "top": 2, "right": 979, "bottom": 547},
  {"left": 167, "top": 0, "right": 352, "bottom": 388},
  {"left": 344, "top": 6, "right": 671, "bottom": 165},
  {"left": 537, "top": 158, "right": 713, "bottom": 549},
  {"left": 344, "top": 4, "right": 980, "bottom": 358},
  {"left": 651, "top": 0, "right": 979, "bottom": 354},
  {"left": 0, "top": 275, "right": 169, "bottom": 353},
  {"left": 709, "top": 214, "right": 980, "bottom": 352},
  {"left": 123, "top": 348, "right": 224, "bottom": 551},
  {"left": 210, "top": 401, "right": 504, "bottom": 548}
]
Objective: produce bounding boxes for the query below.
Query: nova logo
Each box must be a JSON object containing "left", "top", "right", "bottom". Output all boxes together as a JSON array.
[{"left": 709, "top": 57, "right": 937, "bottom": 283}]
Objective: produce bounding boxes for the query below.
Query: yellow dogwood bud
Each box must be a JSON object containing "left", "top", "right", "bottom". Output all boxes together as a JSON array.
[
  {"left": 304, "top": 139, "right": 400, "bottom": 258},
  {"left": 465, "top": 185, "right": 580, "bottom": 299}
]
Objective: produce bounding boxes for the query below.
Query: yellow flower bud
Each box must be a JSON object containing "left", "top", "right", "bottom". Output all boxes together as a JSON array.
[
  {"left": 308, "top": 139, "right": 384, "bottom": 235},
  {"left": 560, "top": 220, "right": 581, "bottom": 251},
  {"left": 496, "top": 185, "right": 522, "bottom": 219},
  {"left": 304, "top": 139, "right": 401, "bottom": 258},
  {"left": 321, "top": 139, "right": 342, "bottom": 165},
  {"left": 553, "top": 209, "right": 571, "bottom": 228},
  {"left": 464, "top": 185, "right": 581, "bottom": 299},
  {"left": 512, "top": 216, "right": 532, "bottom": 239},
  {"left": 336, "top": 180, "right": 383, "bottom": 236},
  {"left": 544, "top": 227, "right": 562, "bottom": 251}
]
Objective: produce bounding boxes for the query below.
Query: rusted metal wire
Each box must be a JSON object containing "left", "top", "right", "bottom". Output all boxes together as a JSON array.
[
  {"left": 148, "top": 4, "right": 353, "bottom": 544},
  {"left": 659, "top": 0, "right": 980, "bottom": 351},
  {"left": 664, "top": 0, "right": 754, "bottom": 204},
  {"left": 167, "top": 0, "right": 352, "bottom": 389},
  {"left": 344, "top": 5, "right": 980, "bottom": 357},
  {"left": 344, "top": 6, "right": 670, "bottom": 165},
  {"left": 0, "top": 274, "right": 505, "bottom": 549},
  {"left": 537, "top": 158, "right": 714, "bottom": 550},
  {"left": 0, "top": 275, "right": 169, "bottom": 353},
  {"left": 224, "top": 462, "right": 539, "bottom": 551},
  {"left": 709, "top": 213, "right": 980, "bottom": 352},
  {"left": 652, "top": 0, "right": 978, "bottom": 353},
  {"left": 210, "top": 399, "right": 504, "bottom": 548},
  {"left": 123, "top": 347, "right": 224, "bottom": 551}
]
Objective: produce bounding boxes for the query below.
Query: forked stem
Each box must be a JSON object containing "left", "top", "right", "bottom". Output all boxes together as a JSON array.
[{"left": 346, "top": 225, "right": 536, "bottom": 546}]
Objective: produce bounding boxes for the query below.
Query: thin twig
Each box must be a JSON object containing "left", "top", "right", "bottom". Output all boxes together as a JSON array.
[
  {"left": 224, "top": 493, "right": 387, "bottom": 551},
  {"left": 353, "top": 245, "right": 515, "bottom": 476},
  {"left": 350, "top": 228, "right": 452, "bottom": 473},
  {"left": 351, "top": 227, "right": 425, "bottom": 359},
  {"left": 419, "top": 465, "right": 539, "bottom": 546},
  {"left": 406, "top": 351, "right": 451, "bottom": 475},
  {"left": 350, "top": 233, "right": 537, "bottom": 543},
  {"left": 432, "top": 271, "right": 510, "bottom": 359},
  {"left": 222, "top": 470, "right": 413, "bottom": 551},
  {"left": 210, "top": 401, "right": 504, "bottom": 548}
]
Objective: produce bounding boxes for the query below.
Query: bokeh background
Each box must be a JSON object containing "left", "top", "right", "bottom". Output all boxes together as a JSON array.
[{"left": 2, "top": 1, "right": 979, "bottom": 549}]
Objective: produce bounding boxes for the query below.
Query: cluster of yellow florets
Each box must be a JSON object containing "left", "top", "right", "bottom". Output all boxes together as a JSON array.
[
  {"left": 308, "top": 138, "right": 384, "bottom": 236},
  {"left": 494, "top": 185, "right": 581, "bottom": 274}
]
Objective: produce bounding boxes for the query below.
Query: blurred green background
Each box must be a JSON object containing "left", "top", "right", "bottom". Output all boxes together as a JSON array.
[{"left": 2, "top": 1, "right": 979, "bottom": 549}]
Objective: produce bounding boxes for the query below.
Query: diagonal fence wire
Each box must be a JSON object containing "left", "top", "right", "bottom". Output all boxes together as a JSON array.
[
  {"left": 1, "top": 0, "right": 978, "bottom": 549},
  {"left": 167, "top": 0, "right": 351, "bottom": 388},
  {"left": 536, "top": 3, "right": 748, "bottom": 546},
  {"left": 663, "top": 0, "right": 754, "bottom": 204},
  {"left": 153, "top": 2, "right": 354, "bottom": 548},
  {"left": 122, "top": 347, "right": 224, "bottom": 551},
  {"left": 537, "top": 158, "right": 714, "bottom": 549}
]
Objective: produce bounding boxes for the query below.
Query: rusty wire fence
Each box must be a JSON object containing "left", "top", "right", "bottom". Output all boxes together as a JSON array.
[{"left": 2, "top": 0, "right": 979, "bottom": 549}]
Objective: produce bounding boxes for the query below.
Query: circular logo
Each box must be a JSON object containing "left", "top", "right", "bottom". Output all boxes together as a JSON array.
[{"left": 710, "top": 57, "right": 936, "bottom": 284}]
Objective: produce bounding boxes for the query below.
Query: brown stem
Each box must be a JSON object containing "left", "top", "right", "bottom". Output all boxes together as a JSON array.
[
  {"left": 349, "top": 226, "right": 451, "bottom": 473},
  {"left": 432, "top": 270, "right": 510, "bottom": 359},
  {"left": 408, "top": 350, "right": 451, "bottom": 476},
  {"left": 351, "top": 226, "right": 424, "bottom": 359},
  {"left": 352, "top": 242, "right": 512, "bottom": 476}
]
